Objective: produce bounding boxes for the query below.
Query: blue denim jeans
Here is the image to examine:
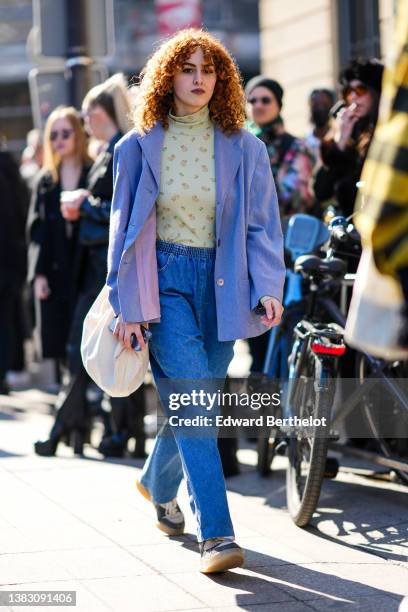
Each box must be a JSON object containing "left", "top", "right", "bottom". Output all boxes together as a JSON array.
[{"left": 140, "top": 240, "right": 235, "bottom": 542}]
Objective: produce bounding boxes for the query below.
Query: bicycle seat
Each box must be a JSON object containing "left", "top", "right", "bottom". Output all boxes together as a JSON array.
[{"left": 294, "top": 255, "right": 346, "bottom": 277}]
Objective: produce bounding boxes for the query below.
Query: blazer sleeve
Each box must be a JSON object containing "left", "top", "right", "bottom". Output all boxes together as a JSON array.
[
  {"left": 247, "top": 142, "right": 286, "bottom": 308},
  {"left": 106, "top": 144, "right": 133, "bottom": 316}
]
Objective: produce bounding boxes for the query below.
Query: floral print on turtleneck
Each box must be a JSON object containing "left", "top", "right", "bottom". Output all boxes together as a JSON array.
[{"left": 156, "top": 104, "right": 216, "bottom": 247}]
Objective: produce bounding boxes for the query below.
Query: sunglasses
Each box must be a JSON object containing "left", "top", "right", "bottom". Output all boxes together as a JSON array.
[
  {"left": 50, "top": 128, "right": 74, "bottom": 142},
  {"left": 248, "top": 96, "right": 274, "bottom": 105},
  {"left": 342, "top": 84, "right": 369, "bottom": 101}
]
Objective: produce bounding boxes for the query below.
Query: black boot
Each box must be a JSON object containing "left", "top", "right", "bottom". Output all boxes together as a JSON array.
[
  {"left": 98, "top": 432, "right": 128, "bottom": 457},
  {"left": 71, "top": 429, "right": 85, "bottom": 456},
  {"left": 34, "top": 438, "right": 59, "bottom": 456},
  {"left": 34, "top": 412, "right": 69, "bottom": 457},
  {"left": 132, "top": 436, "right": 147, "bottom": 459}
]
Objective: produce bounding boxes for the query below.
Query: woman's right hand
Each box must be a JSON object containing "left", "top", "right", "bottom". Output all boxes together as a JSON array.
[
  {"left": 34, "top": 275, "right": 51, "bottom": 300},
  {"left": 113, "top": 317, "right": 149, "bottom": 351},
  {"left": 335, "top": 103, "right": 359, "bottom": 150}
]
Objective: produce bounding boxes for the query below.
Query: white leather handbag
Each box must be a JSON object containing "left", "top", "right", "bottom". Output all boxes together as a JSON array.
[
  {"left": 345, "top": 247, "right": 408, "bottom": 361},
  {"left": 81, "top": 285, "right": 149, "bottom": 397}
]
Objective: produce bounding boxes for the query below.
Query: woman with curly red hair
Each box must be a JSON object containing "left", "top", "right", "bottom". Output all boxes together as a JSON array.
[{"left": 107, "top": 29, "right": 285, "bottom": 573}]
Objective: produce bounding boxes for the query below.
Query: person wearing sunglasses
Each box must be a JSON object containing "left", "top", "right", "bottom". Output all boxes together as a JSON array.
[
  {"left": 244, "top": 76, "right": 314, "bottom": 375},
  {"left": 27, "top": 106, "right": 92, "bottom": 388},
  {"left": 314, "top": 58, "right": 384, "bottom": 218},
  {"left": 245, "top": 75, "right": 314, "bottom": 220}
]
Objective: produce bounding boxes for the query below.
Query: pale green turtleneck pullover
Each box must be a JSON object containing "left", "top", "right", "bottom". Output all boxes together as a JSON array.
[
  {"left": 156, "top": 104, "right": 274, "bottom": 308},
  {"left": 156, "top": 104, "right": 216, "bottom": 247}
]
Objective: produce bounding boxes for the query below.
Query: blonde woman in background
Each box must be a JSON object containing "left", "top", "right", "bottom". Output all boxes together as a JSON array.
[
  {"left": 27, "top": 106, "right": 92, "bottom": 380},
  {"left": 34, "top": 75, "right": 138, "bottom": 457}
]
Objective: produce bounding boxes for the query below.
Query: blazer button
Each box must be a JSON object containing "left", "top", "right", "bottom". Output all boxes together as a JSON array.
[{"left": 216, "top": 278, "right": 224, "bottom": 286}]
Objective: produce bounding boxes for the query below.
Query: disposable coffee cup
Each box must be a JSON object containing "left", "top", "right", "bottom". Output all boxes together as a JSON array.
[{"left": 60, "top": 190, "right": 82, "bottom": 205}]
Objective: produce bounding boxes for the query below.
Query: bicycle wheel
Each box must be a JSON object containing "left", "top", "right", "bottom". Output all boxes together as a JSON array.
[
  {"left": 356, "top": 354, "right": 408, "bottom": 485},
  {"left": 286, "top": 341, "right": 334, "bottom": 526}
]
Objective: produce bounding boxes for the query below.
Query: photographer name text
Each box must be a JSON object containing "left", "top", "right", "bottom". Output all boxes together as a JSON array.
[{"left": 167, "top": 415, "right": 327, "bottom": 428}]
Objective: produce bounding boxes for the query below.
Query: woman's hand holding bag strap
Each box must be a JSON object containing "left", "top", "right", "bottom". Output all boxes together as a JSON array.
[
  {"left": 111, "top": 316, "right": 150, "bottom": 352},
  {"left": 80, "top": 285, "right": 149, "bottom": 397}
]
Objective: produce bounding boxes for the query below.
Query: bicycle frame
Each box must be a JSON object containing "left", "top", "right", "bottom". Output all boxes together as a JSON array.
[{"left": 295, "top": 274, "right": 408, "bottom": 472}]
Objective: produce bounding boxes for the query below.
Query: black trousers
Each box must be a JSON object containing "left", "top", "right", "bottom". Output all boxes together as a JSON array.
[
  {"left": 247, "top": 330, "right": 271, "bottom": 374},
  {"left": 50, "top": 288, "right": 98, "bottom": 431},
  {"left": 0, "top": 290, "right": 15, "bottom": 382},
  {"left": 53, "top": 364, "right": 90, "bottom": 431},
  {"left": 53, "top": 353, "right": 146, "bottom": 445}
]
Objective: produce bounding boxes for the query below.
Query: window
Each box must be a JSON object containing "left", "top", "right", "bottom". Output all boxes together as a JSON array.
[{"left": 336, "top": 0, "right": 381, "bottom": 68}]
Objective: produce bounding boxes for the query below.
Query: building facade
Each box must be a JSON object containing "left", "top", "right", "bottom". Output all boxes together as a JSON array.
[
  {"left": 0, "top": 0, "right": 260, "bottom": 154},
  {"left": 1, "top": 0, "right": 397, "bottom": 153},
  {"left": 259, "top": 0, "right": 397, "bottom": 135}
]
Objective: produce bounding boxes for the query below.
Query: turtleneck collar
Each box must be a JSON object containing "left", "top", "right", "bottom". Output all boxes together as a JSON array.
[{"left": 168, "top": 104, "right": 211, "bottom": 130}]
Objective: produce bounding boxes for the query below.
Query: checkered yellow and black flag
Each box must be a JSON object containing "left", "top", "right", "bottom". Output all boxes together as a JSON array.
[{"left": 355, "top": 0, "right": 408, "bottom": 280}]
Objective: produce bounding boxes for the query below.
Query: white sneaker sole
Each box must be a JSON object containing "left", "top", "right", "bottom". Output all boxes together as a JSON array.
[
  {"left": 136, "top": 480, "right": 152, "bottom": 501},
  {"left": 156, "top": 521, "right": 185, "bottom": 537},
  {"left": 200, "top": 549, "right": 245, "bottom": 573}
]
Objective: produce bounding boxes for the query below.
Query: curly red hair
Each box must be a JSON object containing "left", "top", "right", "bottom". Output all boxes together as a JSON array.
[{"left": 132, "top": 29, "right": 246, "bottom": 135}]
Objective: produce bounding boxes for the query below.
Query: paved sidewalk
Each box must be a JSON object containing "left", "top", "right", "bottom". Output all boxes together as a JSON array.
[{"left": 1, "top": 388, "right": 408, "bottom": 612}]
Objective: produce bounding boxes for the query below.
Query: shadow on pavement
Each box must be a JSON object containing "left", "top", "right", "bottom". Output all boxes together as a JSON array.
[
  {"left": 0, "top": 449, "right": 25, "bottom": 458},
  {"left": 173, "top": 537, "right": 403, "bottom": 610},
  {"left": 309, "top": 479, "right": 408, "bottom": 563},
  {"left": 226, "top": 460, "right": 408, "bottom": 565}
]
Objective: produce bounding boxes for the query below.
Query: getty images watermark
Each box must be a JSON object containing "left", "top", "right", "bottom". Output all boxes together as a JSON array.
[
  {"left": 165, "top": 389, "right": 327, "bottom": 429},
  {"left": 154, "top": 376, "right": 408, "bottom": 438}
]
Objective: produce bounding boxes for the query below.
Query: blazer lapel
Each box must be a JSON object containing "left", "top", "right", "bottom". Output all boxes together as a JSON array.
[
  {"left": 126, "top": 122, "right": 241, "bottom": 249},
  {"left": 214, "top": 127, "right": 242, "bottom": 239},
  {"left": 137, "top": 122, "right": 165, "bottom": 189}
]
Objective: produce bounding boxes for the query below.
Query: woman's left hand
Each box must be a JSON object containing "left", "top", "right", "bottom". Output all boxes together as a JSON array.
[{"left": 260, "top": 297, "right": 283, "bottom": 328}]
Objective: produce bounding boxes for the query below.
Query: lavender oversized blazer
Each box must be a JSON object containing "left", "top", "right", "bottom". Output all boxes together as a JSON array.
[{"left": 106, "top": 121, "right": 285, "bottom": 342}]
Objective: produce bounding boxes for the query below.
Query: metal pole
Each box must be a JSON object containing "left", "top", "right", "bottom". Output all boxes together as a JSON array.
[{"left": 65, "top": 0, "right": 92, "bottom": 108}]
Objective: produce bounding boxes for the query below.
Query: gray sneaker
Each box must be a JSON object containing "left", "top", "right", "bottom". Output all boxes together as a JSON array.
[
  {"left": 136, "top": 480, "right": 185, "bottom": 536},
  {"left": 155, "top": 498, "right": 185, "bottom": 536},
  {"left": 199, "top": 537, "right": 244, "bottom": 573}
]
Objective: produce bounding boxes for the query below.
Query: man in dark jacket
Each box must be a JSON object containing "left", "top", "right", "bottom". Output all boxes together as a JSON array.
[{"left": 0, "top": 149, "right": 29, "bottom": 393}]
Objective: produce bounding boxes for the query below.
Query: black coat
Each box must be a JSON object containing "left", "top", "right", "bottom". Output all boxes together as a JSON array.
[
  {"left": 313, "top": 139, "right": 361, "bottom": 218},
  {"left": 74, "top": 132, "right": 122, "bottom": 297},
  {"left": 27, "top": 165, "right": 90, "bottom": 359},
  {"left": 0, "top": 152, "right": 29, "bottom": 294},
  {"left": 314, "top": 119, "right": 374, "bottom": 218},
  {"left": 66, "top": 132, "right": 122, "bottom": 374}
]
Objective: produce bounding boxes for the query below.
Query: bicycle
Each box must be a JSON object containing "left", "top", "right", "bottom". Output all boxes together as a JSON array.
[
  {"left": 284, "top": 216, "right": 408, "bottom": 526},
  {"left": 255, "top": 214, "right": 329, "bottom": 475}
]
